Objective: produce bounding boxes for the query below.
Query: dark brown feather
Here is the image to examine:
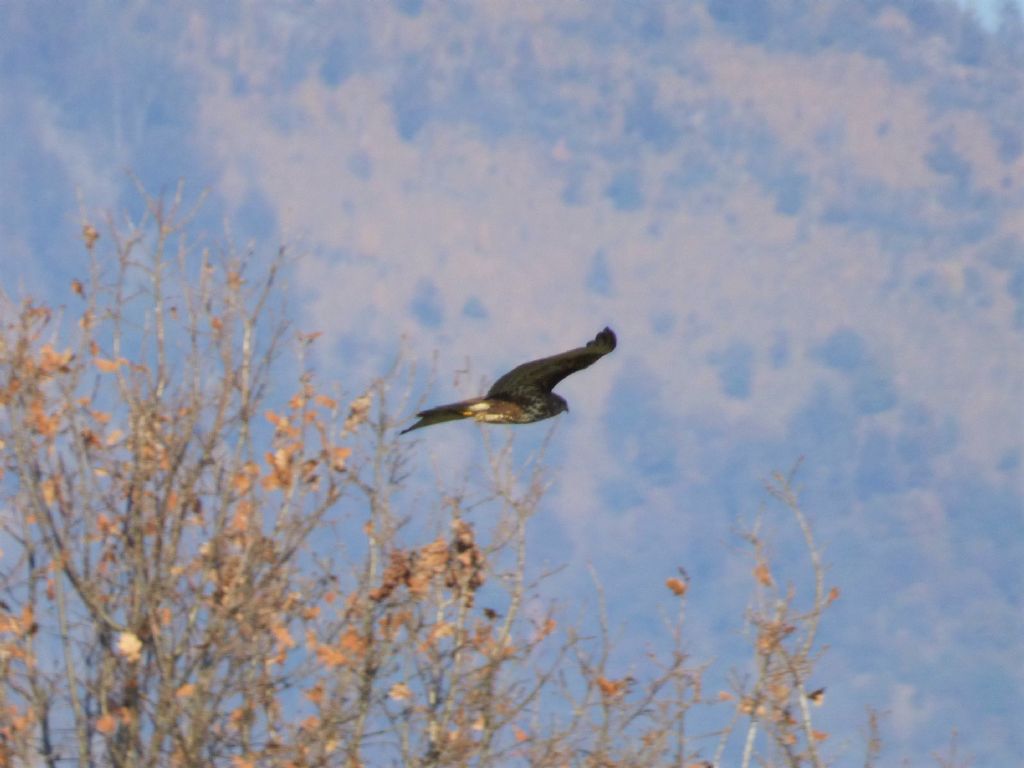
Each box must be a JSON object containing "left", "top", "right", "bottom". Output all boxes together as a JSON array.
[
  {"left": 486, "top": 327, "right": 616, "bottom": 400},
  {"left": 400, "top": 398, "right": 482, "bottom": 434}
]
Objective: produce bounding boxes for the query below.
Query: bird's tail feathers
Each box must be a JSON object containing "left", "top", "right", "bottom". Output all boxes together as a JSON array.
[{"left": 400, "top": 399, "right": 482, "bottom": 434}]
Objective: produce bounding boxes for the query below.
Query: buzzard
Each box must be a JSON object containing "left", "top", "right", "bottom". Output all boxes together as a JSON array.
[{"left": 401, "top": 327, "right": 617, "bottom": 434}]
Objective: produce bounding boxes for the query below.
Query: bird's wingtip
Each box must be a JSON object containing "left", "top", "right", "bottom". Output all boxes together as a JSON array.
[{"left": 595, "top": 326, "right": 617, "bottom": 350}]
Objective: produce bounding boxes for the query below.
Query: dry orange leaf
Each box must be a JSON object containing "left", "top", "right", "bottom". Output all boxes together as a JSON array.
[
  {"left": 272, "top": 624, "right": 295, "bottom": 650},
  {"left": 0, "top": 612, "right": 18, "bottom": 634},
  {"left": 82, "top": 224, "right": 100, "bottom": 249},
  {"left": 339, "top": 628, "right": 367, "bottom": 657},
  {"left": 117, "top": 631, "right": 142, "bottom": 663},
  {"left": 827, "top": 586, "right": 840, "bottom": 604},
  {"left": 754, "top": 562, "right": 774, "bottom": 587},
  {"left": 344, "top": 394, "right": 373, "bottom": 431},
  {"left": 388, "top": 682, "right": 412, "bottom": 701},
  {"left": 315, "top": 394, "right": 337, "bottom": 410},
  {"left": 305, "top": 682, "right": 325, "bottom": 706},
  {"left": 94, "top": 357, "right": 122, "bottom": 373},
  {"left": 596, "top": 676, "right": 627, "bottom": 699},
  {"left": 39, "top": 344, "right": 73, "bottom": 372},
  {"left": 331, "top": 446, "right": 352, "bottom": 472},
  {"left": 41, "top": 479, "right": 57, "bottom": 506},
  {"left": 513, "top": 727, "right": 529, "bottom": 742},
  {"left": 176, "top": 683, "right": 195, "bottom": 699},
  {"left": 812, "top": 730, "right": 829, "bottom": 741},
  {"left": 533, "top": 617, "right": 557, "bottom": 642},
  {"left": 96, "top": 514, "right": 117, "bottom": 537},
  {"left": 96, "top": 712, "right": 117, "bottom": 735},
  {"left": 315, "top": 645, "right": 348, "bottom": 667},
  {"left": 665, "top": 577, "right": 688, "bottom": 596}
]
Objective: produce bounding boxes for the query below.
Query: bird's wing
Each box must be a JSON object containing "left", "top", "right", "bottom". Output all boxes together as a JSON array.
[{"left": 486, "top": 327, "right": 617, "bottom": 399}]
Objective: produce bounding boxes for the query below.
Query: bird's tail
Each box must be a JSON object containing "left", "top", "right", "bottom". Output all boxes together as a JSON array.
[{"left": 400, "top": 399, "right": 484, "bottom": 434}]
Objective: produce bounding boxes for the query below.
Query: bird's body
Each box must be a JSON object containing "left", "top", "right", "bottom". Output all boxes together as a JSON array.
[{"left": 401, "top": 327, "right": 616, "bottom": 434}]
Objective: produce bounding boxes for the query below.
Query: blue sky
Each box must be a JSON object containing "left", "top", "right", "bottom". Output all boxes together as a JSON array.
[
  {"left": 2, "top": 1, "right": 1022, "bottom": 764},
  {"left": 960, "top": 0, "right": 1024, "bottom": 26}
]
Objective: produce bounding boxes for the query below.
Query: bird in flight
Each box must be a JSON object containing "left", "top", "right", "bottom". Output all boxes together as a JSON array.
[{"left": 401, "top": 327, "right": 617, "bottom": 434}]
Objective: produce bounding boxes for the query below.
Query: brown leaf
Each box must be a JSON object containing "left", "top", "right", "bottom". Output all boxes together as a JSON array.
[
  {"left": 596, "top": 676, "right": 628, "bottom": 699},
  {"left": 388, "top": 682, "right": 412, "bottom": 701},
  {"left": 117, "top": 631, "right": 143, "bottom": 663},
  {"left": 176, "top": 683, "right": 195, "bottom": 699},
  {"left": 305, "top": 682, "right": 325, "bottom": 706},
  {"left": 96, "top": 514, "right": 118, "bottom": 537},
  {"left": 331, "top": 446, "right": 352, "bottom": 472},
  {"left": 96, "top": 712, "right": 117, "bottom": 735},
  {"left": 272, "top": 623, "right": 296, "bottom": 650},
  {"left": 533, "top": 618, "right": 557, "bottom": 643},
  {"left": 665, "top": 577, "right": 688, "bottom": 596},
  {"left": 82, "top": 224, "right": 100, "bottom": 249},
  {"left": 94, "top": 357, "right": 122, "bottom": 373},
  {"left": 41, "top": 479, "right": 57, "bottom": 506},
  {"left": 263, "top": 448, "right": 295, "bottom": 490},
  {"left": 344, "top": 394, "right": 373, "bottom": 432},
  {"left": 39, "top": 344, "right": 73, "bottom": 373},
  {"left": 315, "top": 644, "right": 349, "bottom": 668},
  {"left": 339, "top": 629, "right": 367, "bottom": 657},
  {"left": 315, "top": 394, "right": 337, "bottom": 409},
  {"left": 754, "top": 562, "right": 774, "bottom": 587}
]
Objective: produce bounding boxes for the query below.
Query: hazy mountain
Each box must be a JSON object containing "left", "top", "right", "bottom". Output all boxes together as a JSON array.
[{"left": 1, "top": 1, "right": 1020, "bottom": 763}]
